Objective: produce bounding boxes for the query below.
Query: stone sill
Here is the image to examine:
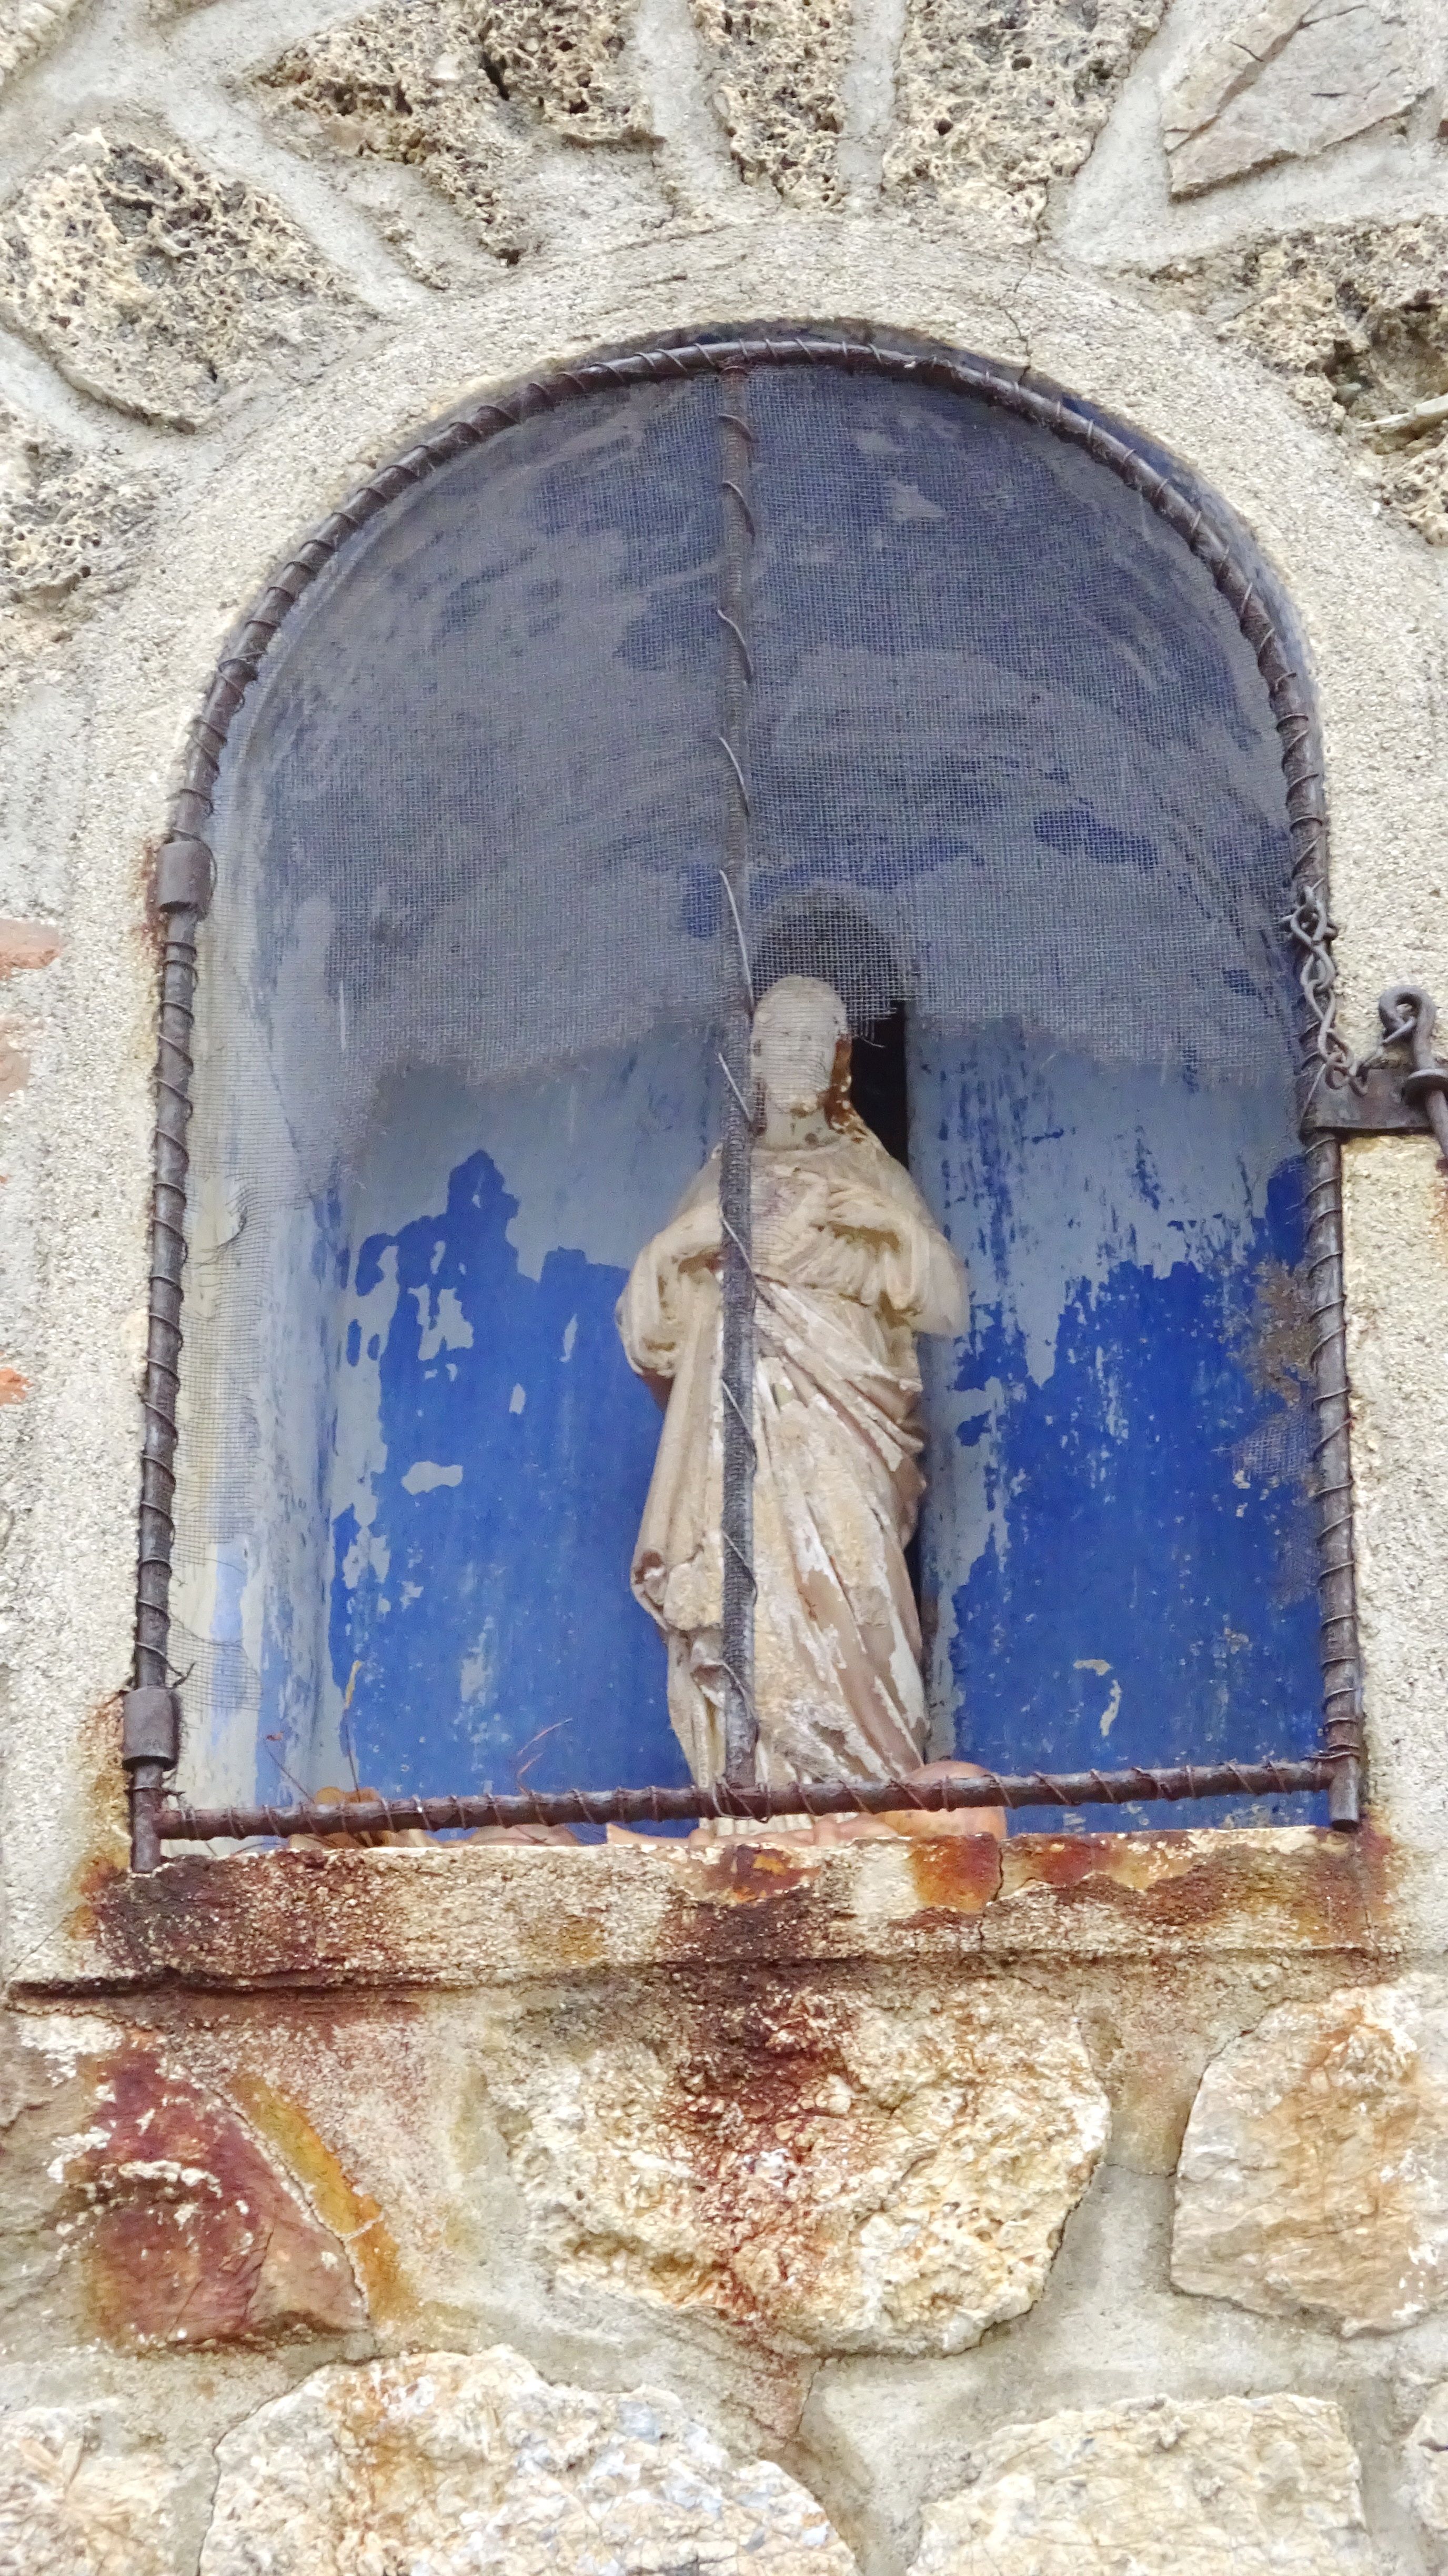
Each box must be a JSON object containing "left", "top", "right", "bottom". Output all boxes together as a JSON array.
[{"left": 50, "top": 1824, "right": 1393, "bottom": 1993}]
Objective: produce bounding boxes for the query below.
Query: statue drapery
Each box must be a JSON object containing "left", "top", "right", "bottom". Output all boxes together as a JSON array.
[{"left": 617, "top": 979, "right": 966, "bottom": 1789}]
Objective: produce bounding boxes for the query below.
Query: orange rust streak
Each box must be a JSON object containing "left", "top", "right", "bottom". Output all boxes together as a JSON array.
[
  {"left": 224, "top": 2068, "right": 409, "bottom": 2326},
  {"left": 0, "top": 1367, "right": 27, "bottom": 1404},
  {"left": 906, "top": 1831, "right": 1004, "bottom": 1915}
]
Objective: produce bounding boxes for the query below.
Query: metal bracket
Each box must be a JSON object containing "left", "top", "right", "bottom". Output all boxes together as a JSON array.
[
  {"left": 155, "top": 837, "right": 215, "bottom": 917},
  {"left": 1303, "top": 986, "right": 1448, "bottom": 1145},
  {"left": 120, "top": 1684, "right": 180, "bottom": 1769}
]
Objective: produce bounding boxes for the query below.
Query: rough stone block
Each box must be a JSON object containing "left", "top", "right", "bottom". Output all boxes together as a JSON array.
[
  {"left": 883, "top": 0, "right": 1167, "bottom": 237},
  {"left": 1161, "top": 0, "right": 1431, "bottom": 199},
  {"left": 63, "top": 2037, "right": 370, "bottom": 2347},
  {"left": 1406, "top": 2384, "right": 1448, "bottom": 2569},
  {"left": 0, "top": 2406, "right": 193, "bottom": 2576},
  {"left": 258, "top": 0, "right": 650, "bottom": 264},
  {"left": 1151, "top": 216, "right": 1448, "bottom": 547},
  {"left": 198, "top": 2346, "right": 858, "bottom": 2574},
  {"left": 0, "top": 0, "right": 86, "bottom": 95},
  {"left": 491, "top": 1982, "right": 1109, "bottom": 2352},
  {"left": 0, "top": 2016, "right": 368, "bottom": 2351},
  {"left": 0, "top": 400, "right": 158, "bottom": 631},
  {"left": 1173, "top": 1983, "right": 1448, "bottom": 2334},
  {"left": 690, "top": 0, "right": 849, "bottom": 204},
  {"left": 0, "top": 133, "right": 357, "bottom": 429},
  {"left": 910, "top": 2395, "right": 1375, "bottom": 2574}
]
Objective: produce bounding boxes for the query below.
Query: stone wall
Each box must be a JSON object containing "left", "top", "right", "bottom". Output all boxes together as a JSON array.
[{"left": 1, "top": 0, "right": 1447, "bottom": 2569}]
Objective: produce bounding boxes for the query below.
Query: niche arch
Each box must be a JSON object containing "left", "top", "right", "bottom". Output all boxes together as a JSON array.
[{"left": 133, "top": 327, "right": 1361, "bottom": 1852}]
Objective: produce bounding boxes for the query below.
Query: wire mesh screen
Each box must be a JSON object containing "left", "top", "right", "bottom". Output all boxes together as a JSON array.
[{"left": 170, "top": 358, "right": 1319, "bottom": 1826}]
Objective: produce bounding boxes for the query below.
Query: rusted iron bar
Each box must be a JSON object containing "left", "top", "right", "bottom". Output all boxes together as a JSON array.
[
  {"left": 716, "top": 367, "right": 758, "bottom": 1784},
  {"left": 155, "top": 1757, "right": 1332, "bottom": 1846},
  {"left": 129, "top": 836, "right": 212, "bottom": 1870}
]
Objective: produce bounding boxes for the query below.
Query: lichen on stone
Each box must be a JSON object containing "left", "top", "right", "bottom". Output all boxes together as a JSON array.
[
  {"left": 690, "top": 0, "right": 850, "bottom": 205},
  {"left": 0, "top": 133, "right": 357, "bottom": 430},
  {"left": 258, "top": 0, "right": 650, "bottom": 265},
  {"left": 912, "top": 2396, "right": 1375, "bottom": 2575},
  {"left": 882, "top": 0, "right": 1168, "bottom": 237},
  {"left": 198, "top": 2347, "right": 859, "bottom": 2575},
  {"left": 1151, "top": 216, "right": 1448, "bottom": 546}
]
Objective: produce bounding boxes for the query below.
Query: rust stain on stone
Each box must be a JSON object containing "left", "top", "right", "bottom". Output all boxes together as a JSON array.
[
  {"left": 222, "top": 2066, "right": 409, "bottom": 2326},
  {"left": 996, "top": 1825, "right": 1393, "bottom": 1949},
  {"left": 906, "top": 1833, "right": 1004, "bottom": 1915},
  {"left": 68, "top": 2038, "right": 369, "bottom": 2349},
  {"left": 0, "top": 917, "right": 62, "bottom": 975},
  {"left": 0, "top": 1365, "right": 26, "bottom": 1402}
]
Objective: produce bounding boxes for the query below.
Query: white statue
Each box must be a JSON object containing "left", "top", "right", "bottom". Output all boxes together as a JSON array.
[{"left": 617, "top": 975, "right": 968, "bottom": 1791}]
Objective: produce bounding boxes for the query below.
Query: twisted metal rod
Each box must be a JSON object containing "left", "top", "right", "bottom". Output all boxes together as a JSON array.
[
  {"left": 156, "top": 1756, "right": 1335, "bottom": 1846},
  {"left": 717, "top": 367, "right": 759, "bottom": 1786}
]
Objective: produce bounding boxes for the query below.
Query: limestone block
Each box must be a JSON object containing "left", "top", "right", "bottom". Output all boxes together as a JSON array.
[
  {"left": 910, "top": 2395, "right": 1375, "bottom": 2575},
  {"left": 0, "top": 2406, "right": 192, "bottom": 2576},
  {"left": 61, "top": 2036, "right": 370, "bottom": 2347},
  {"left": 883, "top": 0, "right": 1167, "bottom": 237},
  {"left": 691, "top": 0, "right": 849, "bottom": 204},
  {"left": 491, "top": 1984, "right": 1109, "bottom": 2353},
  {"left": 0, "top": 0, "right": 86, "bottom": 95},
  {"left": 0, "top": 133, "right": 357, "bottom": 429},
  {"left": 1173, "top": 1984, "right": 1448, "bottom": 2334},
  {"left": 1151, "top": 216, "right": 1448, "bottom": 547},
  {"left": 198, "top": 2346, "right": 858, "bottom": 2574},
  {"left": 259, "top": 0, "right": 649, "bottom": 264},
  {"left": 1161, "top": 0, "right": 1430, "bottom": 198},
  {"left": 0, "top": 400, "right": 158, "bottom": 630},
  {"left": 1406, "top": 2384, "right": 1448, "bottom": 2568}
]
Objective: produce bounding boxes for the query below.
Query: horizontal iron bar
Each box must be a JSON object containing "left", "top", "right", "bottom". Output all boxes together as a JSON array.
[{"left": 155, "top": 1758, "right": 1335, "bottom": 1846}]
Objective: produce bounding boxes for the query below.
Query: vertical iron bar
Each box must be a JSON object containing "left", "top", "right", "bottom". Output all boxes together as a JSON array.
[
  {"left": 1271, "top": 666, "right": 1363, "bottom": 1828},
  {"left": 717, "top": 370, "right": 758, "bottom": 1784},
  {"left": 132, "top": 892, "right": 202, "bottom": 1866}
]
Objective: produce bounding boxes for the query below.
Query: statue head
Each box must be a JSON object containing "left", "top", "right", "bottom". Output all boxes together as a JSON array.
[{"left": 751, "top": 977, "right": 851, "bottom": 1132}]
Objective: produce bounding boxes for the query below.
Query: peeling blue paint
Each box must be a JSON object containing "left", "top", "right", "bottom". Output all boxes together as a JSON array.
[{"left": 329, "top": 1143, "right": 687, "bottom": 1803}]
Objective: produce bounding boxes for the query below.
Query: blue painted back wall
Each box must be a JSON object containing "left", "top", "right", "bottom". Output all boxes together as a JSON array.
[{"left": 195, "top": 359, "right": 1325, "bottom": 1822}]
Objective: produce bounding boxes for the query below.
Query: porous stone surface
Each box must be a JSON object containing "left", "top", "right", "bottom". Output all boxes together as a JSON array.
[
  {"left": 0, "top": 0, "right": 86, "bottom": 94},
  {"left": 910, "top": 2395, "right": 1375, "bottom": 2575},
  {"left": 1152, "top": 215, "right": 1448, "bottom": 545},
  {"left": 259, "top": 0, "right": 649, "bottom": 266},
  {"left": 0, "top": 133, "right": 357, "bottom": 429},
  {"left": 690, "top": 0, "right": 848, "bottom": 203},
  {"left": 1173, "top": 1983, "right": 1448, "bottom": 2334},
  {"left": 491, "top": 1983, "right": 1109, "bottom": 2353},
  {"left": 883, "top": 0, "right": 1168, "bottom": 236},
  {"left": 1406, "top": 2384, "right": 1448, "bottom": 2568},
  {"left": 199, "top": 2346, "right": 858, "bottom": 2574},
  {"left": 1161, "top": 0, "right": 1431, "bottom": 198},
  {"left": 0, "top": 2404, "right": 193, "bottom": 2576},
  {"left": 0, "top": 401, "right": 157, "bottom": 649}
]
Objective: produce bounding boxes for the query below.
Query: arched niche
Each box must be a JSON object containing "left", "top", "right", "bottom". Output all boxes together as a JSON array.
[{"left": 161, "top": 331, "right": 1341, "bottom": 1832}]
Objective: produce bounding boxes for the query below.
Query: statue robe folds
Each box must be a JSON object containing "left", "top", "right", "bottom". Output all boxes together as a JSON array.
[{"left": 617, "top": 1120, "right": 967, "bottom": 1785}]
